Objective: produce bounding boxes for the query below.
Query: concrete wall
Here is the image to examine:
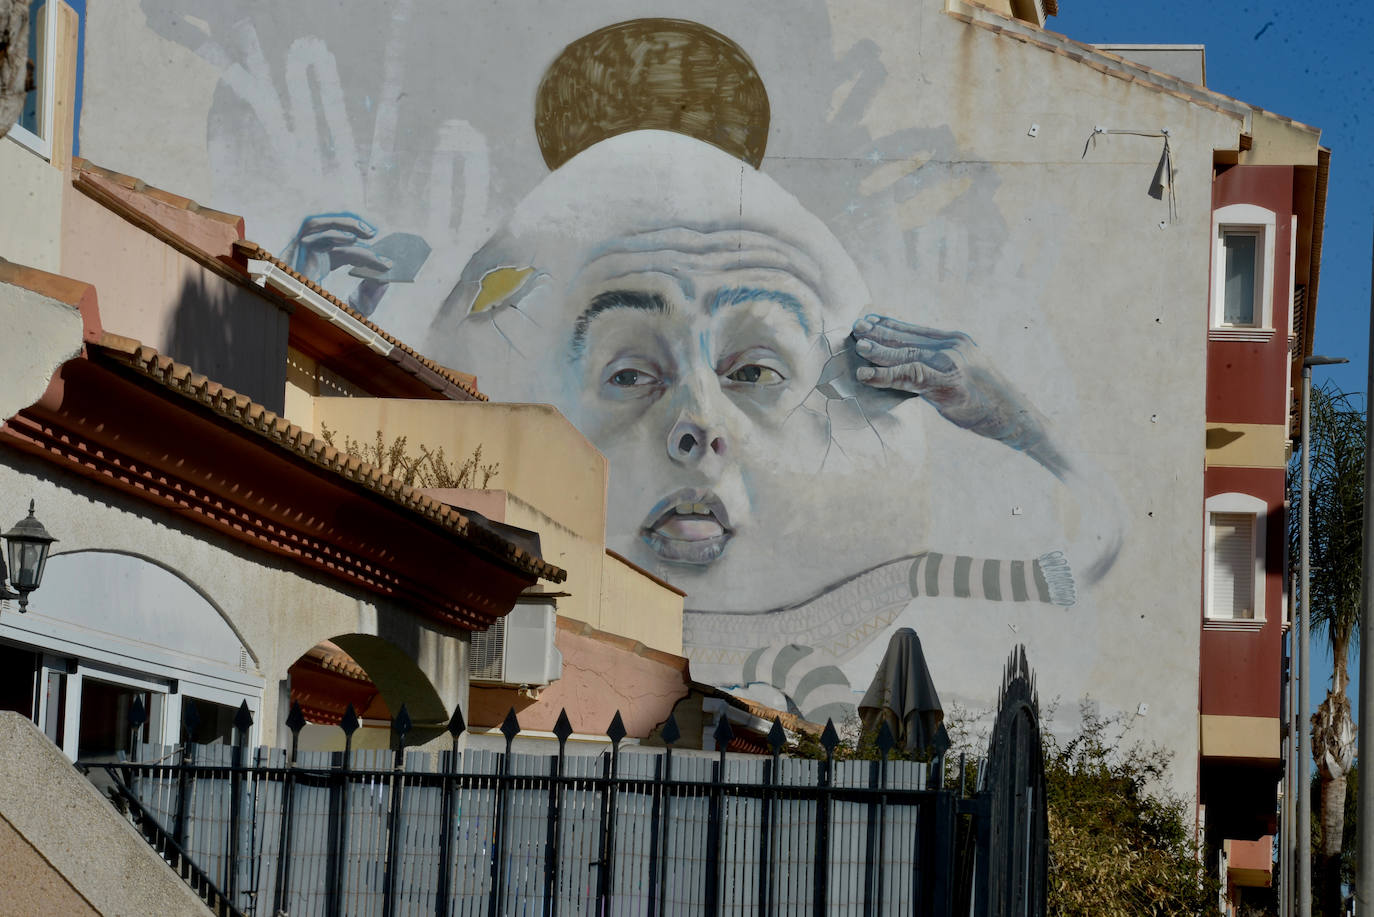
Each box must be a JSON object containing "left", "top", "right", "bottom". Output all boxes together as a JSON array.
[
  {"left": 0, "top": 276, "right": 84, "bottom": 424},
  {"left": 73, "top": 0, "right": 1280, "bottom": 790},
  {"left": 0, "top": 141, "right": 64, "bottom": 272},
  {"left": 0, "top": 712, "right": 212, "bottom": 916}
]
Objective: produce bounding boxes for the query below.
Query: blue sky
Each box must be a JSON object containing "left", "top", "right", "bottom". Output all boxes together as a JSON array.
[{"left": 1050, "top": 3, "right": 1374, "bottom": 721}]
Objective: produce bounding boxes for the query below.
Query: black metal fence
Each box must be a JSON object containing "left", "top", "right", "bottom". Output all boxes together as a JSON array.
[{"left": 82, "top": 651, "right": 1047, "bottom": 917}]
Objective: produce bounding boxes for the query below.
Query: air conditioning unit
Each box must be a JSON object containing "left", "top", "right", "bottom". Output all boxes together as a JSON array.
[{"left": 470, "top": 599, "right": 562, "bottom": 686}]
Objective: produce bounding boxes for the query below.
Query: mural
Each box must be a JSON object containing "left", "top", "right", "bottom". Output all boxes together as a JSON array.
[
  {"left": 124, "top": 2, "right": 1132, "bottom": 724},
  {"left": 421, "top": 20, "right": 1111, "bottom": 721}
]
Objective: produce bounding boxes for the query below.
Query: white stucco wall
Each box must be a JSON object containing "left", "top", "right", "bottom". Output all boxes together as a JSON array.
[
  {"left": 70, "top": 0, "right": 1280, "bottom": 796},
  {"left": 0, "top": 281, "right": 83, "bottom": 424},
  {"left": 0, "top": 140, "right": 64, "bottom": 271},
  {"left": 0, "top": 454, "right": 469, "bottom": 747}
]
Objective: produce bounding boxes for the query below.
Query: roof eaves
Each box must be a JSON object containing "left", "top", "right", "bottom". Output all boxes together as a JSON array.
[
  {"left": 72, "top": 158, "right": 246, "bottom": 238},
  {"left": 91, "top": 333, "right": 563, "bottom": 583},
  {"left": 65, "top": 159, "right": 486, "bottom": 403},
  {"left": 1302, "top": 146, "right": 1330, "bottom": 362},
  {"left": 234, "top": 241, "right": 488, "bottom": 402}
]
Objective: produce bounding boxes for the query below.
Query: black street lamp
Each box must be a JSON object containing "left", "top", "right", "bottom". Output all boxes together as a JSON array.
[{"left": 0, "top": 501, "right": 57, "bottom": 613}]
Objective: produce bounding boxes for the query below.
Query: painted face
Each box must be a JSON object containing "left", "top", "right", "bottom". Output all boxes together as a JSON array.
[
  {"left": 431, "top": 133, "right": 890, "bottom": 607},
  {"left": 569, "top": 230, "right": 834, "bottom": 572}
]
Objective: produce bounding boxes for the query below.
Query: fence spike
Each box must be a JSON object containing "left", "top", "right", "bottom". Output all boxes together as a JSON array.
[
  {"left": 606, "top": 711, "right": 627, "bottom": 747},
  {"left": 447, "top": 704, "right": 466, "bottom": 738},
  {"left": 285, "top": 701, "right": 306, "bottom": 733},
  {"left": 767, "top": 717, "right": 787, "bottom": 756},
  {"left": 553, "top": 708, "right": 573, "bottom": 746},
  {"left": 340, "top": 703, "right": 361, "bottom": 737},
  {"left": 129, "top": 695, "right": 147, "bottom": 729},
  {"left": 392, "top": 704, "right": 412, "bottom": 749},
  {"left": 876, "top": 720, "right": 895, "bottom": 758},
  {"left": 234, "top": 700, "right": 253, "bottom": 732},
  {"left": 820, "top": 718, "right": 840, "bottom": 759},
  {"left": 713, "top": 713, "right": 734, "bottom": 754},
  {"left": 501, "top": 706, "right": 521, "bottom": 743},
  {"left": 660, "top": 712, "right": 681, "bottom": 747}
]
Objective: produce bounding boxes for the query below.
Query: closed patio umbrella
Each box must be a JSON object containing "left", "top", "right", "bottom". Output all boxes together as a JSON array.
[{"left": 858, "top": 627, "right": 949, "bottom": 756}]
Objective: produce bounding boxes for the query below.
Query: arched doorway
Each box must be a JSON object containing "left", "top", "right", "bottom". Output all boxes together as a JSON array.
[{"left": 287, "top": 633, "right": 450, "bottom": 751}]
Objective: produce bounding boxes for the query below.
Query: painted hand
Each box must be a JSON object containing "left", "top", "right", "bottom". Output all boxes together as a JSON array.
[
  {"left": 281, "top": 213, "right": 392, "bottom": 316},
  {"left": 851, "top": 314, "right": 1068, "bottom": 478}
]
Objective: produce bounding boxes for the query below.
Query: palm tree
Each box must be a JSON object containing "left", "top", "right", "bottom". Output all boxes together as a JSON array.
[{"left": 1288, "top": 381, "right": 1363, "bottom": 915}]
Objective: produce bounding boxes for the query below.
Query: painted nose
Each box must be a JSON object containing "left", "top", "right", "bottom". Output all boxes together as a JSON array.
[{"left": 667, "top": 412, "right": 728, "bottom": 465}]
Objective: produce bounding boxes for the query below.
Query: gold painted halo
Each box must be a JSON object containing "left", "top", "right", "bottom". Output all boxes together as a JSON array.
[{"left": 535, "top": 18, "right": 770, "bottom": 171}]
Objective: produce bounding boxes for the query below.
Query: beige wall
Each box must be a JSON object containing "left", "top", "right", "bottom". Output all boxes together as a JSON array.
[
  {"left": 427, "top": 486, "right": 685, "bottom": 655},
  {"left": 0, "top": 712, "right": 213, "bottom": 916},
  {"left": 283, "top": 346, "right": 319, "bottom": 430},
  {"left": 1199, "top": 714, "right": 1282, "bottom": 761},
  {"left": 503, "top": 492, "right": 606, "bottom": 629},
  {"left": 0, "top": 141, "right": 64, "bottom": 272},
  {"left": 315, "top": 399, "right": 608, "bottom": 544},
  {"left": 600, "top": 551, "right": 684, "bottom": 656}
]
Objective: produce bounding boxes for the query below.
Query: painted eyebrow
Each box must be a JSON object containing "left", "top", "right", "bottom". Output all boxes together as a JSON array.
[
  {"left": 708, "top": 287, "right": 810, "bottom": 335},
  {"left": 570, "top": 290, "right": 669, "bottom": 356}
]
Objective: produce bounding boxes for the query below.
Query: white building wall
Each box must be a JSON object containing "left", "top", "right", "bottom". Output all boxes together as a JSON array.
[
  {"left": 70, "top": 0, "right": 1269, "bottom": 796},
  {"left": 0, "top": 453, "right": 469, "bottom": 748}
]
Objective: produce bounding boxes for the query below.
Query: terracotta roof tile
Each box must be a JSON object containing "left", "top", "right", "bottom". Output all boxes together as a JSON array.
[
  {"left": 94, "top": 333, "right": 566, "bottom": 584},
  {"left": 692, "top": 680, "right": 823, "bottom": 736},
  {"left": 72, "top": 158, "right": 245, "bottom": 231},
  {"left": 233, "top": 240, "right": 488, "bottom": 402},
  {"left": 305, "top": 642, "right": 373, "bottom": 683}
]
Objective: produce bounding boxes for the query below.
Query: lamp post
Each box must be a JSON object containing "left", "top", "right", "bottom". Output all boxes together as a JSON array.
[
  {"left": 0, "top": 500, "right": 57, "bottom": 613},
  {"left": 1359, "top": 235, "right": 1374, "bottom": 917},
  {"left": 1300, "top": 354, "right": 1348, "bottom": 917}
]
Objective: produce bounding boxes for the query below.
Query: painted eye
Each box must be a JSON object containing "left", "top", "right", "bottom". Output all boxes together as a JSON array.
[
  {"left": 726, "top": 364, "right": 784, "bottom": 385},
  {"left": 608, "top": 368, "right": 658, "bottom": 386}
]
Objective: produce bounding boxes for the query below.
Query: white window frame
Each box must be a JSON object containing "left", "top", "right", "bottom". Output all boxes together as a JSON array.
[
  {"left": 0, "top": 614, "right": 263, "bottom": 759},
  {"left": 1210, "top": 203, "right": 1277, "bottom": 342},
  {"left": 5, "top": 0, "right": 58, "bottom": 160},
  {"left": 1204, "top": 492, "right": 1267, "bottom": 629}
]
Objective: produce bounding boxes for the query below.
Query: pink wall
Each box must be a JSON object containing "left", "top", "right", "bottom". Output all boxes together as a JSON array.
[{"left": 469, "top": 619, "right": 690, "bottom": 738}]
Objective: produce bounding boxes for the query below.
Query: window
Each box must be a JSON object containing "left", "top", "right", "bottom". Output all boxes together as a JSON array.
[
  {"left": 7, "top": 0, "right": 59, "bottom": 159},
  {"left": 1210, "top": 204, "right": 1277, "bottom": 339},
  {"left": 1204, "top": 493, "right": 1267, "bottom": 627},
  {"left": 1221, "top": 231, "right": 1259, "bottom": 325},
  {"left": 1209, "top": 513, "right": 1254, "bottom": 617}
]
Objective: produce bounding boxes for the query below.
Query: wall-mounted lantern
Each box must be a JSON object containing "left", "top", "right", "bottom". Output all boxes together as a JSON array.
[{"left": 1, "top": 501, "right": 57, "bottom": 613}]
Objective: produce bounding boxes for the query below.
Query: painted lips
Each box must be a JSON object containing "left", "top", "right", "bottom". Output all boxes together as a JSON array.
[{"left": 641, "top": 489, "right": 733, "bottom": 565}]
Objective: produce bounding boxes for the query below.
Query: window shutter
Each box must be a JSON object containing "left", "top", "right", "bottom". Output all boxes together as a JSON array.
[{"left": 1210, "top": 513, "right": 1255, "bottom": 619}]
